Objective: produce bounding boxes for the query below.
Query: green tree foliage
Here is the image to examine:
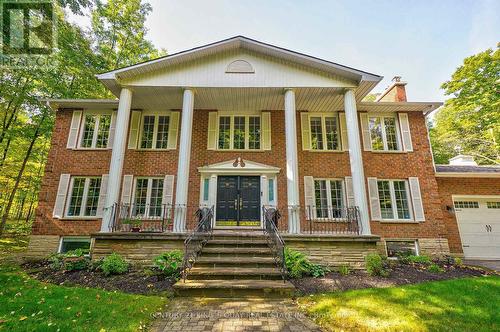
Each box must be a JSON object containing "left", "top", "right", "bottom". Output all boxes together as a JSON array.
[
  {"left": 0, "top": 0, "right": 163, "bottom": 233},
  {"left": 430, "top": 45, "right": 500, "bottom": 165}
]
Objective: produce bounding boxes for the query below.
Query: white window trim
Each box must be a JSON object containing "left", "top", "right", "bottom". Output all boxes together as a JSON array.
[
  {"left": 216, "top": 113, "right": 262, "bottom": 151},
  {"left": 65, "top": 177, "right": 101, "bottom": 218},
  {"left": 268, "top": 176, "right": 278, "bottom": 206},
  {"left": 78, "top": 110, "right": 113, "bottom": 149},
  {"left": 378, "top": 179, "right": 414, "bottom": 221},
  {"left": 131, "top": 177, "right": 164, "bottom": 218},
  {"left": 138, "top": 111, "right": 173, "bottom": 150},
  {"left": 309, "top": 113, "right": 341, "bottom": 151},
  {"left": 369, "top": 113, "right": 402, "bottom": 152},
  {"left": 313, "top": 178, "right": 347, "bottom": 221},
  {"left": 58, "top": 236, "right": 91, "bottom": 254}
]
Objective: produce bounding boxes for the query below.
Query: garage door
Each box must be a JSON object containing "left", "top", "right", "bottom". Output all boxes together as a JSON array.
[{"left": 453, "top": 197, "right": 500, "bottom": 259}]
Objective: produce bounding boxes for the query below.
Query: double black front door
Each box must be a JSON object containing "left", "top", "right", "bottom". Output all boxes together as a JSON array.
[{"left": 216, "top": 176, "right": 260, "bottom": 226}]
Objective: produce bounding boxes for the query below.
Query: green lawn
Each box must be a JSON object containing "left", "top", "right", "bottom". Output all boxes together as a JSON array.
[
  {"left": 0, "top": 265, "right": 167, "bottom": 332},
  {"left": 298, "top": 276, "right": 500, "bottom": 332}
]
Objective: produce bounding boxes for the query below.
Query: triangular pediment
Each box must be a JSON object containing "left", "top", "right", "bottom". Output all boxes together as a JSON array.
[{"left": 198, "top": 158, "right": 280, "bottom": 174}]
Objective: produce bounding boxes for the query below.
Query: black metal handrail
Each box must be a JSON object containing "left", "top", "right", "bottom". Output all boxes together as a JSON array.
[
  {"left": 262, "top": 206, "right": 287, "bottom": 282},
  {"left": 181, "top": 206, "right": 214, "bottom": 282}
]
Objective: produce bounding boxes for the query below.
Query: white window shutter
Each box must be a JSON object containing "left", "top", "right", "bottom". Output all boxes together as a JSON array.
[
  {"left": 300, "top": 112, "right": 311, "bottom": 150},
  {"left": 304, "top": 176, "right": 315, "bottom": 220},
  {"left": 107, "top": 111, "right": 117, "bottom": 148},
  {"left": 344, "top": 177, "right": 355, "bottom": 207},
  {"left": 367, "top": 177, "right": 381, "bottom": 220},
  {"left": 67, "top": 111, "right": 82, "bottom": 149},
  {"left": 398, "top": 113, "right": 413, "bottom": 152},
  {"left": 96, "top": 174, "right": 109, "bottom": 217},
  {"left": 128, "top": 111, "right": 141, "bottom": 149},
  {"left": 162, "top": 175, "right": 175, "bottom": 219},
  {"left": 360, "top": 113, "right": 372, "bottom": 151},
  {"left": 53, "top": 174, "right": 71, "bottom": 218},
  {"left": 167, "top": 111, "right": 179, "bottom": 149},
  {"left": 339, "top": 112, "right": 349, "bottom": 151},
  {"left": 207, "top": 112, "right": 218, "bottom": 150},
  {"left": 162, "top": 175, "right": 175, "bottom": 206},
  {"left": 120, "top": 175, "right": 134, "bottom": 205},
  {"left": 409, "top": 177, "right": 425, "bottom": 221},
  {"left": 261, "top": 112, "right": 271, "bottom": 150}
]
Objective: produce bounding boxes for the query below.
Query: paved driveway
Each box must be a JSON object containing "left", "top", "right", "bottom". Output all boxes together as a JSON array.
[
  {"left": 151, "top": 297, "right": 323, "bottom": 332},
  {"left": 464, "top": 260, "right": 500, "bottom": 272}
]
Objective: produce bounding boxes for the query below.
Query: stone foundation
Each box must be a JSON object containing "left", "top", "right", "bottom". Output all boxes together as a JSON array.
[
  {"left": 91, "top": 233, "right": 186, "bottom": 265},
  {"left": 377, "top": 237, "right": 450, "bottom": 258},
  {"left": 282, "top": 234, "right": 380, "bottom": 269},
  {"left": 26, "top": 235, "right": 60, "bottom": 259}
]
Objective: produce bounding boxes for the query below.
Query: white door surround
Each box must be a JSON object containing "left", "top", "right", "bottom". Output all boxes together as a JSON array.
[{"left": 198, "top": 158, "right": 280, "bottom": 228}]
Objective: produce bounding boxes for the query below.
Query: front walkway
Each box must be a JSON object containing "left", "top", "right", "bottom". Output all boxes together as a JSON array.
[{"left": 150, "top": 297, "right": 323, "bottom": 332}]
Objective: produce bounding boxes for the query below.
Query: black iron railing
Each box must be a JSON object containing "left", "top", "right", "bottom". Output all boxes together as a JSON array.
[
  {"left": 181, "top": 206, "right": 214, "bottom": 282},
  {"left": 304, "top": 205, "right": 361, "bottom": 234},
  {"left": 110, "top": 203, "right": 172, "bottom": 232},
  {"left": 262, "top": 206, "right": 287, "bottom": 282}
]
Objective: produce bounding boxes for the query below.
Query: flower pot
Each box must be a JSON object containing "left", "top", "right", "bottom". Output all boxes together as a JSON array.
[{"left": 131, "top": 227, "right": 141, "bottom": 233}]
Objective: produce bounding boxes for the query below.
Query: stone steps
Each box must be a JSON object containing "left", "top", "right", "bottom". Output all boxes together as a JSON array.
[
  {"left": 173, "top": 228, "right": 294, "bottom": 298},
  {"left": 173, "top": 279, "right": 295, "bottom": 298},
  {"left": 188, "top": 267, "right": 283, "bottom": 280}
]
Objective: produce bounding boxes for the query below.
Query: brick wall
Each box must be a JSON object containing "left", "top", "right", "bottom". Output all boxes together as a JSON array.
[
  {"left": 436, "top": 177, "right": 500, "bottom": 254},
  {"left": 34, "top": 108, "right": 447, "bottom": 250}
]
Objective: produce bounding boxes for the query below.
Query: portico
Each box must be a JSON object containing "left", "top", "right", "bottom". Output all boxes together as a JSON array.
[{"left": 97, "top": 36, "right": 381, "bottom": 235}]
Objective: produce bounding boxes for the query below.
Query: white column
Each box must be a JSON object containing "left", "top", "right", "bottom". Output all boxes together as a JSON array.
[
  {"left": 101, "top": 88, "right": 133, "bottom": 232},
  {"left": 173, "top": 89, "right": 194, "bottom": 232},
  {"left": 344, "top": 89, "right": 371, "bottom": 235},
  {"left": 284, "top": 89, "right": 300, "bottom": 234}
]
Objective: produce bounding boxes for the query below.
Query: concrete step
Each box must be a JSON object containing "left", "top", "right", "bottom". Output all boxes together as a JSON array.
[
  {"left": 210, "top": 230, "right": 266, "bottom": 241},
  {"left": 205, "top": 239, "right": 269, "bottom": 248},
  {"left": 173, "top": 279, "right": 295, "bottom": 298},
  {"left": 195, "top": 256, "right": 276, "bottom": 268},
  {"left": 187, "top": 267, "right": 283, "bottom": 280},
  {"left": 201, "top": 247, "right": 272, "bottom": 257}
]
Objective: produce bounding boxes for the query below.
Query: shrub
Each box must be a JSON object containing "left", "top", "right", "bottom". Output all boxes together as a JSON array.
[
  {"left": 101, "top": 253, "right": 129, "bottom": 276},
  {"left": 48, "top": 249, "right": 89, "bottom": 271},
  {"left": 365, "top": 253, "right": 388, "bottom": 277},
  {"left": 454, "top": 257, "right": 463, "bottom": 266},
  {"left": 401, "top": 255, "right": 432, "bottom": 265},
  {"left": 428, "top": 263, "right": 444, "bottom": 273},
  {"left": 153, "top": 250, "right": 183, "bottom": 279},
  {"left": 284, "top": 247, "right": 327, "bottom": 278},
  {"left": 338, "top": 264, "right": 351, "bottom": 276}
]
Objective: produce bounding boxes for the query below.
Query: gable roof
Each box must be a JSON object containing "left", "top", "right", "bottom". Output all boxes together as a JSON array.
[{"left": 97, "top": 36, "right": 382, "bottom": 93}]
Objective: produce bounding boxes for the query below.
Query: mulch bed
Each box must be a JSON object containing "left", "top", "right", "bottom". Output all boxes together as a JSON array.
[
  {"left": 291, "top": 262, "right": 493, "bottom": 295},
  {"left": 22, "top": 260, "right": 175, "bottom": 295}
]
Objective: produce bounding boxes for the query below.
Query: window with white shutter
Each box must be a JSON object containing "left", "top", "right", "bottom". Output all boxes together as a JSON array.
[{"left": 65, "top": 176, "right": 103, "bottom": 218}]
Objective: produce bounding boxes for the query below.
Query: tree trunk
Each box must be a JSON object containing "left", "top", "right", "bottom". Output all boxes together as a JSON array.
[
  {"left": 0, "top": 114, "right": 44, "bottom": 234},
  {"left": 0, "top": 136, "right": 11, "bottom": 167}
]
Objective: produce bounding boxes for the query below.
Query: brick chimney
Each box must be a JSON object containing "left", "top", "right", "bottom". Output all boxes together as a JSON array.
[{"left": 376, "top": 76, "right": 407, "bottom": 102}]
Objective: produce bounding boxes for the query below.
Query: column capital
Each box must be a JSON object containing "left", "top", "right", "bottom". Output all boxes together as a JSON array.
[
  {"left": 284, "top": 88, "right": 295, "bottom": 93},
  {"left": 344, "top": 87, "right": 356, "bottom": 94}
]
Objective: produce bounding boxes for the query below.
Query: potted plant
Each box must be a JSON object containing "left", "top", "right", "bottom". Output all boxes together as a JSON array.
[{"left": 122, "top": 218, "right": 142, "bottom": 232}]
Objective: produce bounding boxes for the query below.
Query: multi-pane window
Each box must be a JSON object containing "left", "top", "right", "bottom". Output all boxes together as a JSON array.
[
  {"left": 487, "top": 202, "right": 500, "bottom": 209},
  {"left": 309, "top": 115, "right": 340, "bottom": 151},
  {"left": 66, "top": 177, "right": 102, "bottom": 217},
  {"left": 377, "top": 180, "right": 412, "bottom": 220},
  {"left": 140, "top": 114, "right": 170, "bottom": 149},
  {"left": 217, "top": 115, "right": 261, "bottom": 150},
  {"left": 132, "top": 178, "right": 164, "bottom": 218},
  {"left": 369, "top": 116, "right": 400, "bottom": 151},
  {"left": 313, "top": 179, "right": 344, "bottom": 218},
  {"left": 454, "top": 201, "right": 479, "bottom": 209},
  {"left": 80, "top": 113, "right": 112, "bottom": 148}
]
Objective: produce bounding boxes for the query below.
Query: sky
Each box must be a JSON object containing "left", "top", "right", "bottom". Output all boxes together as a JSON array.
[{"left": 70, "top": 0, "right": 499, "bottom": 102}]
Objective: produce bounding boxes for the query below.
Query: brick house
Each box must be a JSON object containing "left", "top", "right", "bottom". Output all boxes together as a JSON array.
[{"left": 28, "top": 36, "right": 500, "bottom": 265}]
